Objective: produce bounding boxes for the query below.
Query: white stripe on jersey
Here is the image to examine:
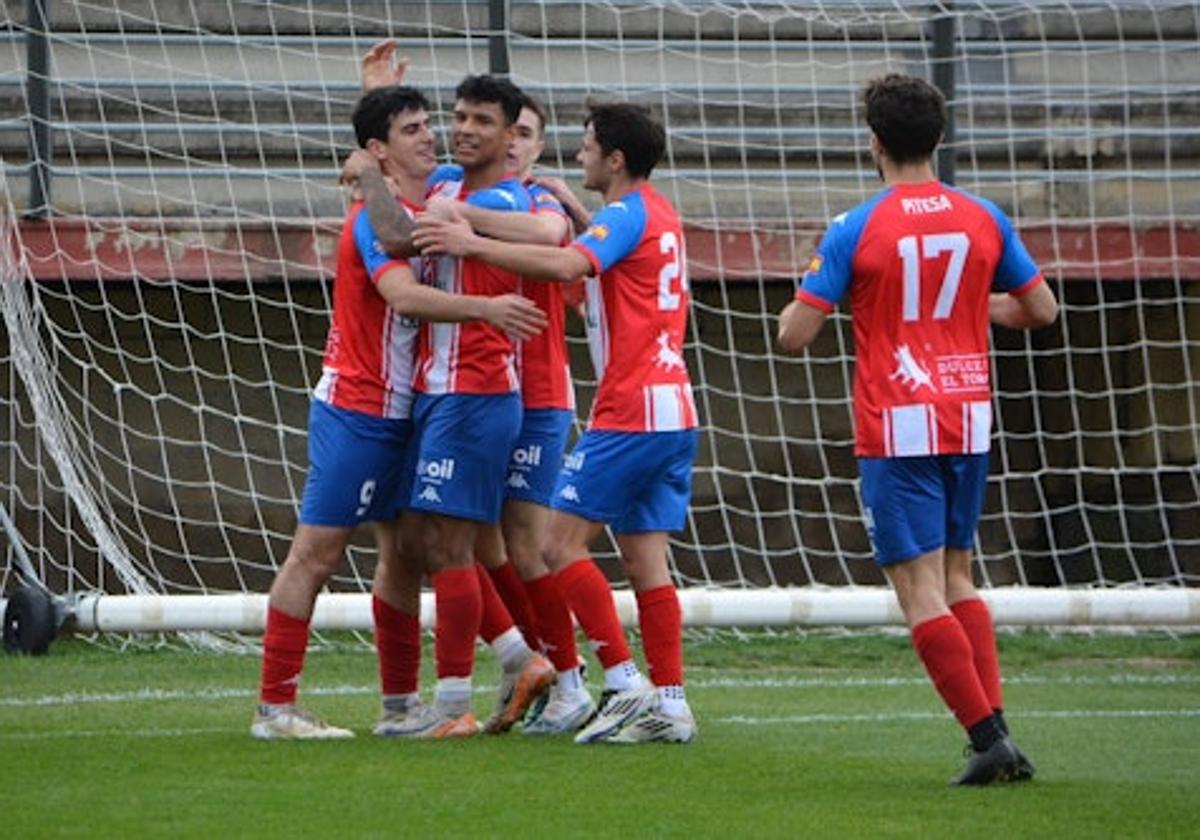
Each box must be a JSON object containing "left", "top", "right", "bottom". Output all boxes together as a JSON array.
[
  {"left": 643, "top": 383, "right": 696, "bottom": 432},
  {"left": 584, "top": 275, "right": 608, "bottom": 381},
  {"left": 962, "top": 400, "right": 992, "bottom": 454},
  {"left": 421, "top": 254, "right": 463, "bottom": 394},
  {"left": 385, "top": 309, "right": 416, "bottom": 418},
  {"left": 313, "top": 367, "right": 337, "bottom": 404},
  {"left": 885, "top": 404, "right": 938, "bottom": 457}
]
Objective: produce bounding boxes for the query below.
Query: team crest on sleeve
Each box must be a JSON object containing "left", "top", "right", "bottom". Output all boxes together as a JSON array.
[
  {"left": 535, "top": 192, "right": 557, "bottom": 205},
  {"left": 585, "top": 224, "right": 610, "bottom": 241},
  {"left": 805, "top": 254, "right": 823, "bottom": 275}
]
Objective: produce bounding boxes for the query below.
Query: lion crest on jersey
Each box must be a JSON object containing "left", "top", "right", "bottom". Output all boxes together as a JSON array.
[
  {"left": 653, "top": 331, "right": 686, "bottom": 372},
  {"left": 889, "top": 344, "right": 935, "bottom": 393}
]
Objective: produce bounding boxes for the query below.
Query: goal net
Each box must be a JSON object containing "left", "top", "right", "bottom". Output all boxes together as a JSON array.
[{"left": 2, "top": 0, "right": 1198, "bottom": 635}]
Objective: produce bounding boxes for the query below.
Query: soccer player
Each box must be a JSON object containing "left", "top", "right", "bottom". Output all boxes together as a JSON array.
[
  {"left": 414, "top": 102, "right": 700, "bottom": 744},
  {"left": 776, "top": 73, "right": 1058, "bottom": 784},
  {"left": 436, "top": 92, "right": 598, "bottom": 734},
  {"left": 250, "top": 85, "right": 546, "bottom": 740},
  {"left": 355, "top": 74, "right": 561, "bottom": 735}
]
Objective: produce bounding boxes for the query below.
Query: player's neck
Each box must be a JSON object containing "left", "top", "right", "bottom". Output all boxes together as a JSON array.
[
  {"left": 601, "top": 174, "right": 647, "bottom": 203},
  {"left": 462, "top": 156, "right": 510, "bottom": 191},
  {"left": 882, "top": 160, "right": 938, "bottom": 186},
  {"left": 379, "top": 163, "right": 426, "bottom": 207}
]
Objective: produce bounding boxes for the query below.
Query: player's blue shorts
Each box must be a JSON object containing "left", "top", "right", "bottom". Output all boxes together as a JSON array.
[
  {"left": 408, "top": 392, "right": 523, "bottom": 524},
  {"left": 551, "top": 429, "right": 698, "bottom": 534},
  {"left": 858, "top": 454, "right": 990, "bottom": 566},
  {"left": 504, "top": 408, "right": 574, "bottom": 506},
  {"left": 298, "top": 400, "right": 413, "bottom": 527}
]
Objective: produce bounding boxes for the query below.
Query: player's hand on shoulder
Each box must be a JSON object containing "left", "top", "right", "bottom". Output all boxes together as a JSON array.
[
  {"left": 485, "top": 294, "right": 548, "bottom": 340},
  {"left": 422, "top": 196, "right": 460, "bottom": 222},
  {"left": 340, "top": 149, "right": 381, "bottom": 186},
  {"left": 361, "top": 39, "right": 409, "bottom": 91}
]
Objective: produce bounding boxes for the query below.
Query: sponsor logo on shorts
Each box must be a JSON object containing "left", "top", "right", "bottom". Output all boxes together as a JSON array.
[
  {"left": 506, "top": 472, "right": 530, "bottom": 490},
  {"left": 563, "top": 451, "right": 586, "bottom": 472},
  {"left": 417, "top": 457, "right": 455, "bottom": 482},
  {"left": 559, "top": 484, "right": 581, "bottom": 503},
  {"left": 511, "top": 444, "right": 542, "bottom": 467}
]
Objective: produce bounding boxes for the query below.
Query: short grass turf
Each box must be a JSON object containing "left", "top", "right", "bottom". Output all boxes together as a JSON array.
[{"left": 1, "top": 630, "right": 1197, "bottom": 839}]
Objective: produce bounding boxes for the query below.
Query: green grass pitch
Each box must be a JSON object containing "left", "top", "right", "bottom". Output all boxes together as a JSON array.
[{"left": 2, "top": 630, "right": 1197, "bottom": 838}]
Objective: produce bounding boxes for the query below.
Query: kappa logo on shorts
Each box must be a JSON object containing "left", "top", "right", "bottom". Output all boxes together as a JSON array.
[
  {"left": 559, "top": 484, "right": 581, "bottom": 503},
  {"left": 418, "top": 485, "right": 443, "bottom": 505},
  {"left": 506, "top": 472, "right": 530, "bottom": 490}
]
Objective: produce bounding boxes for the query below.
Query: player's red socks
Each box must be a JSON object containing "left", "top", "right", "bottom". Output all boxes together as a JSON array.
[
  {"left": 951, "top": 597, "right": 1004, "bottom": 711},
  {"left": 372, "top": 595, "right": 421, "bottom": 696},
  {"left": 484, "top": 561, "right": 540, "bottom": 650},
  {"left": 259, "top": 606, "right": 309, "bottom": 705},
  {"left": 637, "top": 585, "right": 684, "bottom": 687},
  {"left": 525, "top": 572, "right": 579, "bottom": 671},
  {"left": 475, "top": 563, "right": 516, "bottom": 644},
  {"left": 555, "top": 557, "right": 631, "bottom": 669},
  {"left": 911, "top": 613, "right": 994, "bottom": 730},
  {"left": 433, "top": 567, "right": 481, "bottom": 679}
]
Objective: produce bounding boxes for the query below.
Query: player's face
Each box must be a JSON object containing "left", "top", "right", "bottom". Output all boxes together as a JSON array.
[
  {"left": 576, "top": 123, "right": 609, "bottom": 192},
  {"left": 452, "top": 99, "right": 513, "bottom": 171},
  {"left": 507, "top": 107, "right": 545, "bottom": 177},
  {"left": 384, "top": 108, "right": 437, "bottom": 180}
]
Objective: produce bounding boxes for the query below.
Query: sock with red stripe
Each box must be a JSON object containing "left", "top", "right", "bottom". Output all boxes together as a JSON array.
[
  {"left": 486, "top": 561, "right": 541, "bottom": 651},
  {"left": 911, "top": 613, "right": 995, "bottom": 733},
  {"left": 259, "top": 606, "right": 309, "bottom": 705},
  {"left": 555, "top": 557, "right": 631, "bottom": 669},
  {"left": 433, "top": 567, "right": 481, "bottom": 680},
  {"left": 524, "top": 572, "right": 579, "bottom": 672},
  {"left": 950, "top": 597, "right": 1004, "bottom": 712},
  {"left": 636, "top": 584, "right": 684, "bottom": 687},
  {"left": 372, "top": 595, "right": 421, "bottom": 698}
]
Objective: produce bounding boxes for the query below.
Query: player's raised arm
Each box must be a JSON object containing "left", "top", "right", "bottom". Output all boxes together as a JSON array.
[
  {"left": 360, "top": 39, "right": 409, "bottom": 91},
  {"left": 425, "top": 194, "right": 568, "bottom": 246},
  {"left": 413, "top": 212, "right": 592, "bottom": 282}
]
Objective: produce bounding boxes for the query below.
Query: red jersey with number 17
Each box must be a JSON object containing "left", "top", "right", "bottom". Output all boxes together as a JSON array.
[
  {"left": 796, "top": 181, "right": 1044, "bottom": 457},
  {"left": 570, "top": 185, "right": 697, "bottom": 433}
]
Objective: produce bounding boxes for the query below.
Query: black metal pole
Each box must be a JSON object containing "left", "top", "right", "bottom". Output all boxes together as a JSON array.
[
  {"left": 488, "top": 0, "right": 510, "bottom": 76},
  {"left": 931, "top": 7, "right": 956, "bottom": 186},
  {"left": 26, "top": 0, "right": 52, "bottom": 218}
]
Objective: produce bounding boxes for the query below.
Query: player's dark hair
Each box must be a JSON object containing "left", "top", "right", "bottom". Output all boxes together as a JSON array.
[
  {"left": 455, "top": 74, "right": 524, "bottom": 125},
  {"left": 352, "top": 85, "right": 431, "bottom": 148},
  {"left": 863, "top": 73, "right": 946, "bottom": 165},
  {"left": 584, "top": 102, "right": 665, "bottom": 180},
  {"left": 519, "top": 92, "right": 547, "bottom": 136}
]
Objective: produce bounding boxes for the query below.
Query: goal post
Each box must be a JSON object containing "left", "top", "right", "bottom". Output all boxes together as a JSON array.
[{"left": 2, "top": 1, "right": 1198, "bottom": 641}]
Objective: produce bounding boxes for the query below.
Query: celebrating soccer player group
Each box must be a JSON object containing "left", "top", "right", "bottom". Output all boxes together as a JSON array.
[{"left": 253, "top": 40, "right": 1058, "bottom": 784}]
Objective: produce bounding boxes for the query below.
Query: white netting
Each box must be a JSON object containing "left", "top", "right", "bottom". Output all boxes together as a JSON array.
[{"left": 1, "top": 1, "right": 1198, "bottom": 621}]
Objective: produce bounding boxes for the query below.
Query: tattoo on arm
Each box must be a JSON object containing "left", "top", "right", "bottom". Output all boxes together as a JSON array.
[{"left": 360, "top": 169, "right": 417, "bottom": 257}]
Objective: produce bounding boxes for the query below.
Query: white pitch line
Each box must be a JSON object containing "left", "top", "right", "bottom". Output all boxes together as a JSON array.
[
  {"left": 1, "top": 672, "right": 1197, "bottom": 709},
  {"left": 2, "top": 709, "right": 1198, "bottom": 742},
  {"left": 716, "top": 708, "right": 1200, "bottom": 726}
]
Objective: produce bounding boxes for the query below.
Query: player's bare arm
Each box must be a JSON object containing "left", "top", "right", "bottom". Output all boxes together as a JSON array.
[
  {"left": 424, "top": 195, "right": 568, "bottom": 246},
  {"left": 360, "top": 39, "right": 409, "bottom": 91},
  {"left": 532, "top": 175, "right": 593, "bottom": 235},
  {"left": 413, "top": 213, "right": 592, "bottom": 282},
  {"left": 376, "top": 264, "right": 547, "bottom": 339},
  {"left": 776, "top": 299, "right": 828, "bottom": 352},
  {"left": 341, "top": 151, "right": 420, "bottom": 258},
  {"left": 989, "top": 281, "right": 1058, "bottom": 330}
]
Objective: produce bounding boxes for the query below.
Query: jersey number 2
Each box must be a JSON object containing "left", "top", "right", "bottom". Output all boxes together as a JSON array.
[
  {"left": 658, "top": 232, "right": 688, "bottom": 311},
  {"left": 897, "top": 232, "right": 969, "bottom": 321}
]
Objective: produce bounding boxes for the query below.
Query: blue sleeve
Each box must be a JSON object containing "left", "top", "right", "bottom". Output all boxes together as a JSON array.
[
  {"left": 799, "top": 194, "right": 883, "bottom": 307},
  {"left": 467, "top": 178, "right": 532, "bottom": 212},
  {"left": 353, "top": 209, "right": 403, "bottom": 281},
  {"left": 572, "top": 195, "right": 647, "bottom": 273},
  {"left": 981, "top": 200, "right": 1041, "bottom": 292},
  {"left": 427, "top": 163, "right": 462, "bottom": 191}
]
